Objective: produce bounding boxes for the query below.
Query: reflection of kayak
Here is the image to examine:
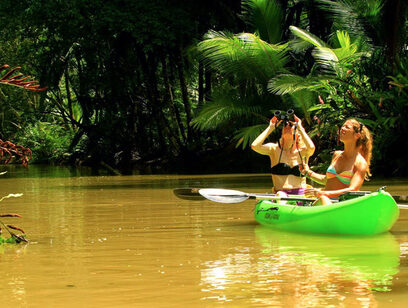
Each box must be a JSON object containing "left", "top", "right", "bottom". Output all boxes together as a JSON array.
[
  {"left": 254, "top": 190, "right": 399, "bottom": 235},
  {"left": 254, "top": 226, "right": 400, "bottom": 285}
]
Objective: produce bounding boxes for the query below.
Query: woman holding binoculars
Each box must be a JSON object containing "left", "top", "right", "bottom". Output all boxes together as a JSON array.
[{"left": 251, "top": 110, "right": 315, "bottom": 196}]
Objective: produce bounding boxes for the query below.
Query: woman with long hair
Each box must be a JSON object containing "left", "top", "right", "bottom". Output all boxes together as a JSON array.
[
  {"left": 301, "top": 118, "right": 373, "bottom": 204},
  {"left": 251, "top": 112, "right": 315, "bottom": 196}
]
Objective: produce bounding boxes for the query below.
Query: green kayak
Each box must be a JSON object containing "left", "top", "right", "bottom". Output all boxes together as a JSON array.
[{"left": 254, "top": 190, "right": 399, "bottom": 235}]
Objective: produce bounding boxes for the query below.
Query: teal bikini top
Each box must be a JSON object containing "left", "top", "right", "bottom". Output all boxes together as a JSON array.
[{"left": 326, "top": 165, "right": 354, "bottom": 185}]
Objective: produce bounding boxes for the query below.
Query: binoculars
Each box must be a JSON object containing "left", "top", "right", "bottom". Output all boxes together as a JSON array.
[{"left": 274, "top": 109, "right": 294, "bottom": 125}]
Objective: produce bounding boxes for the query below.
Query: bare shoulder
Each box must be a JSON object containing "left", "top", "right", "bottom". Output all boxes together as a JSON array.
[
  {"left": 254, "top": 142, "right": 278, "bottom": 155},
  {"left": 355, "top": 153, "right": 368, "bottom": 170},
  {"left": 331, "top": 150, "right": 342, "bottom": 160},
  {"left": 267, "top": 142, "right": 280, "bottom": 153}
]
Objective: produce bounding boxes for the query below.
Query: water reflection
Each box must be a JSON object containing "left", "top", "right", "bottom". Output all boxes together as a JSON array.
[
  {"left": 0, "top": 171, "right": 407, "bottom": 306},
  {"left": 201, "top": 227, "right": 401, "bottom": 306}
]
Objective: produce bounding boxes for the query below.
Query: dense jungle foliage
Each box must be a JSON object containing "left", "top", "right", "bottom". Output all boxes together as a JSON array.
[{"left": 0, "top": 0, "right": 407, "bottom": 176}]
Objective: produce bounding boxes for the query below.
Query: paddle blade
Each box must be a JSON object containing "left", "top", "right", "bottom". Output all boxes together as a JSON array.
[
  {"left": 199, "top": 188, "right": 249, "bottom": 203},
  {"left": 393, "top": 195, "right": 408, "bottom": 202},
  {"left": 173, "top": 188, "right": 206, "bottom": 201}
]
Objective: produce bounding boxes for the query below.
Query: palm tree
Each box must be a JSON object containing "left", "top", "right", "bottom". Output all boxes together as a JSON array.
[{"left": 193, "top": 0, "right": 292, "bottom": 148}]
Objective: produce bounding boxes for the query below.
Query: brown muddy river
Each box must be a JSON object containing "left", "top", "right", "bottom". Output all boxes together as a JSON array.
[{"left": 0, "top": 166, "right": 407, "bottom": 307}]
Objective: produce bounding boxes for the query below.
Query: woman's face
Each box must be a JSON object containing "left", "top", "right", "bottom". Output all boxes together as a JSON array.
[
  {"left": 281, "top": 123, "right": 294, "bottom": 142},
  {"left": 339, "top": 121, "right": 358, "bottom": 143}
]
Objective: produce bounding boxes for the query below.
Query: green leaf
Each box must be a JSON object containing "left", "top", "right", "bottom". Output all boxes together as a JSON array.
[
  {"left": 198, "top": 31, "right": 288, "bottom": 82},
  {"left": 241, "top": 0, "right": 283, "bottom": 44},
  {"left": 268, "top": 74, "right": 323, "bottom": 95},
  {"left": 289, "top": 26, "right": 326, "bottom": 48},
  {"left": 234, "top": 124, "right": 268, "bottom": 149}
]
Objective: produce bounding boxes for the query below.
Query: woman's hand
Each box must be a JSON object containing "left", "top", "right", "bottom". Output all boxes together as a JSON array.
[
  {"left": 293, "top": 114, "right": 303, "bottom": 130},
  {"left": 270, "top": 116, "right": 282, "bottom": 128},
  {"left": 305, "top": 187, "right": 325, "bottom": 197},
  {"left": 299, "top": 162, "right": 310, "bottom": 175}
]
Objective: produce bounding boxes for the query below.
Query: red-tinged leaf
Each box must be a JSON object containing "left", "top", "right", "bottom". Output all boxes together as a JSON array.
[
  {"left": 7, "top": 225, "right": 25, "bottom": 234},
  {"left": 0, "top": 67, "right": 21, "bottom": 80},
  {"left": 9, "top": 74, "right": 24, "bottom": 81},
  {"left": 15, "top": 81, "right": 34, "bottom": 86},
  {"left": 12, "top": 76, "right": 31, "bottom": 82},
  {"left": 32, "top": 87, "right": 48, "bottom": 92},
  {"left": 0, "top": 214, "right": 22, "bottom": 218}
]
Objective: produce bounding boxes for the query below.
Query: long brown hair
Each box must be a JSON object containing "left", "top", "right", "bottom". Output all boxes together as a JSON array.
[{"left": 347, "top": 118, "right": 373, "bottom": 179}]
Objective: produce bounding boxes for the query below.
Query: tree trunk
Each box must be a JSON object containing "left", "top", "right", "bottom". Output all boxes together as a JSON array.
[
  {"left": 160, "top": 53, "right": 186, "bottom": 144},
  {"left": 175, "top": 48, "right": 194, "bottom": 142},
  {"left": 383, "top": 0, "right": 406, "bottom": 68},
  {"left": 138, "top": 49, "right": 181, "bottom": 155}
]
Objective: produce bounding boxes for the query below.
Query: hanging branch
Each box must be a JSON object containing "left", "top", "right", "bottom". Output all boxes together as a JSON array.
[{"left": 0, "top": 64, "right": 48, "bottom": 92}]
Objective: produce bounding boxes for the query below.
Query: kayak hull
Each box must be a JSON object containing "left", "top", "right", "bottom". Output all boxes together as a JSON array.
[{"left": 254, "top": 191, "right": 399, "bottom": 235}]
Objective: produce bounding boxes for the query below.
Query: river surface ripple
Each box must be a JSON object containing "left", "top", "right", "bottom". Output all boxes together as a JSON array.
[{"left": 0, "top": 167, "right": 407, "bottom": 307}]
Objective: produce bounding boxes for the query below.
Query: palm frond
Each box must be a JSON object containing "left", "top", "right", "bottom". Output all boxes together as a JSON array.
[
  {"left": 316, "top": 0, "right": 377, "bottom": 47},
  {"left": 242, "top": 33, "right": 289, "bottom": 76},
  {"left": 311, "top": 46, "right": 343, "bottom": 75},
  {"left": 290, "top": 90, "right": 317, "bottom": 125},
  {"left": 192, "top": 93, "right": 275, "bottom": 131},
  {"left": 241, "top": 0, "right": 283, "bottom": 44},
  {"left": 335, "top": 30, "right": 351, "bottom": 48},
  {"left": 289, "top": 26, "right": 326, "bottom": 49},
  {"left": 234, "top": 124, "right": 269, "bottom": 149},
  {"left": 268, "top": 74, "right": 324, "bottom": 95},
  {"left": 198, "top": 31, "right": 289, "bottom": 82},
  {"left": 312, "top": 32, "right": 369, "bottom": 75}
]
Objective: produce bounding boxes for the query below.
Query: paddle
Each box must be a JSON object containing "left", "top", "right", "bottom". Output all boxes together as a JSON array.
[
  {"left": 174, "top": 188, "right": 408, "bottom": 208},
  {"left": 199, "top": 188, "right": 319, "bottom": 203},
  {"left": 173, "top": 188, "right": 206, "bottom": 201},
  {"left": 173, "top": 188, "right": 316, "bottom": 203}
]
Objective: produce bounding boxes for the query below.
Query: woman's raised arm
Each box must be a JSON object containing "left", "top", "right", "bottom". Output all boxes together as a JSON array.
[{"left": 251, "top": 117, "right": 280, "bottom": 155}]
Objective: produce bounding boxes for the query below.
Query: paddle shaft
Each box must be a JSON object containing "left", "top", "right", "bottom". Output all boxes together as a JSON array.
[
  {"left": 233, "top": 193, "right": 317, "bottom": 202},
  {"left": 174, "top": 188, "right": 316, "bottom": 202},
  {"left": 174, "top": 188, "right": 407, "bottom": 207}
]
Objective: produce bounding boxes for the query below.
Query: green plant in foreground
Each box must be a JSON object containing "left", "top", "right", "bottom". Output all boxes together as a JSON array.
[{"left": 0, "top": 193, "right": 27, "bottom": 244}]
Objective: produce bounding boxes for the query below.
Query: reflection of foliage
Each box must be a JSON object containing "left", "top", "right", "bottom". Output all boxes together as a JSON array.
[{"left": 0, "top": 193, "right": 27, "bottom": 245}]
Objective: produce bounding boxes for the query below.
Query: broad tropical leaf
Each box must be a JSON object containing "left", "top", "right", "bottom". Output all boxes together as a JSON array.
[
  {"left": 289, "top": 26, "right": 326, "bottom": 50},
  {"left": 241, "top": 0, "right": 283, "bottom": 44}
]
